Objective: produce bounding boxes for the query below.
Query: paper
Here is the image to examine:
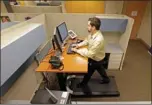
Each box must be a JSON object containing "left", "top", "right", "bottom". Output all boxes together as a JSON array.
[
  {"left": 61, "top": 92, "right": 68, "bottom": 98},
  {"left": 60, "top": 99, "right": 65, "bottom": 104},
  {"left": 131, "top": 11, "right": 138, "bottom": 16}
]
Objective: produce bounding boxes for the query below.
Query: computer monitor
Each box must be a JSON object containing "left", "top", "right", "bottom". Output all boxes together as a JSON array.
[
  {"left": 55, "top": 28, "right": 63, "bottom": 46},
  {"left": 53, "top": 34, "right": 62, "bottom": 53},
  {"left": 56, "top": 22, "right": 68, "bottom": 43},
  {"left": 51, "top": 38, "right": 55, "bottom": 50}
]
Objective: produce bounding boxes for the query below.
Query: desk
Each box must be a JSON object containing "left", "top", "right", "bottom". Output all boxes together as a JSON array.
[
  {"left": 36, "top": 40, "right": 88, "bottom": 73},
  {"left": 36, "top": 39, "right": 88, "bottom": 90}
]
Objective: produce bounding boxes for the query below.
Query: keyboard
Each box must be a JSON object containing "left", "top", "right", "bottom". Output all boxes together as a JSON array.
[{"left": 67, "top": 43, "right": 75, "bottom": 54}]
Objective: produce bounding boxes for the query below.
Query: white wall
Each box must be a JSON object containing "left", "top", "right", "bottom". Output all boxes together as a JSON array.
[
  {"left": 105, "top": 1, "right": 124, "bottom": 14},
  {"left": 137, "top": 1, "right": 151, "bottom": 47}
]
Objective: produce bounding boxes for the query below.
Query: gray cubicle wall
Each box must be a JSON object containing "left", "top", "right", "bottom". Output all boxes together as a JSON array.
[
  {"left": 1, "top": 25, "right": 46, "bottom": 96},
  {"left": 100, "top": 19, "right": 128, "bottom": 33},
  {"left": 1, "top": 22, "right": 19, "bottom": 30}
]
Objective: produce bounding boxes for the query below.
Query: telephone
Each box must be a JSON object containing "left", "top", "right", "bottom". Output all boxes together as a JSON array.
[
  {"left": 49, "top": 56, "right": 64, "bottom": 70},
  {"left": 68, "top": 30, "right": 77, "bottom": 39}
]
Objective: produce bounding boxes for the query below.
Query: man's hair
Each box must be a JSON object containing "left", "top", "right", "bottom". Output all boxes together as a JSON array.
[{"left": 88, "top": 17, "right": 101, "bottom": 30}]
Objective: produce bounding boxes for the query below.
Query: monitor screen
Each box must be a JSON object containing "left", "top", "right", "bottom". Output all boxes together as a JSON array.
[{"left": 57, "top": 22, "right": 68, "bottom": 42}]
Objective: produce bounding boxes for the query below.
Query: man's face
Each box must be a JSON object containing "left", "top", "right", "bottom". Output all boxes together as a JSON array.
[
  {"left": 87, "top": 21, "right": 95, "bottom": 33},
  {"left": 2, "top": 17, "right": 8, "bottom": 22}
]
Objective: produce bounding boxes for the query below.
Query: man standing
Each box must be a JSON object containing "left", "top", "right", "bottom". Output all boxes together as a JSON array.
[{"left": 71, "top": 17, "right": 110, "bottom": 87}]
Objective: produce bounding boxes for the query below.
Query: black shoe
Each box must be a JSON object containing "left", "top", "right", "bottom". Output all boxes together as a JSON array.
[
  {"left": 77, "top": 82, "right": 86, "bottom": 88},
  {"left": 100, "top": 79, "right": 110, "bottom": 84}
]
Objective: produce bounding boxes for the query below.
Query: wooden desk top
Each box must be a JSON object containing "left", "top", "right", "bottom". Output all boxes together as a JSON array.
[{"left": 36, "top": 39, "right": 88, "bottom": 73}]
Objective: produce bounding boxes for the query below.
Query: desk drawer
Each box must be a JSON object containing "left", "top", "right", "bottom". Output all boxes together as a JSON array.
[
  {"left": 109, "top": 54, "right": 123, "bottom": 61},
  {"left": 108, "top": 61, "right": 121, "bottom": 69}
]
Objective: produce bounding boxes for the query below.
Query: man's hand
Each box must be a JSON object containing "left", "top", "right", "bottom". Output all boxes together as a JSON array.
[
  {"left": 71, "top": 44, "right": 79, "bottom": 49},
  {"left": 71, "top": 48, "right": 77, "bottom": 52}
]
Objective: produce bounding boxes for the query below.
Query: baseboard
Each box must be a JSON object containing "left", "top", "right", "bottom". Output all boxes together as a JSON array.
[{"left": 134, "top": 38, "right": 150, "bottom": 49}]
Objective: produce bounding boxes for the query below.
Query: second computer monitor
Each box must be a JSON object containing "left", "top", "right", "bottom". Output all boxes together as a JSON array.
[
  {"left": 53, "top": 34, "right": 62, "bottom": 53},
  {"left": 55, "top": 28, "right": 62, "bottom": 46},
  {"left": 56, "top": 22, "right": 68, "bottom": 43}
]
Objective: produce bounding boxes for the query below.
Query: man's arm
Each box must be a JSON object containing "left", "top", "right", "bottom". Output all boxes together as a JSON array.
[
  {"left": 76, "top": 39, "right": 103, "bottom": 59},
  {"left": 77, "top": 38, "right": 88, "bottom": 47}
]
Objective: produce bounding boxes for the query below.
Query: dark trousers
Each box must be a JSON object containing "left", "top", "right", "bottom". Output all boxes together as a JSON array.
[{"left": 81, "top": 58, "right": 109, "bottom": 84}]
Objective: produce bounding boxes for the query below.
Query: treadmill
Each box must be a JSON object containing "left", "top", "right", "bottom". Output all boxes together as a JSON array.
[{"left": 66, "top": 53, "right": 120, "bottom": 97}]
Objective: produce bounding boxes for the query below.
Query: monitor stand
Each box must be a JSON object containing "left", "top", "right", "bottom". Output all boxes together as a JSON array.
[{"left": 63, "top": 36, "right": 70, "bottom": 46}]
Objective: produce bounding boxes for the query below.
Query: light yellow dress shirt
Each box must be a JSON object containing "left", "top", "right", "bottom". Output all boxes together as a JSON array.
[{"left": 76, "top": 31, "right": 105, "bottom": 61}]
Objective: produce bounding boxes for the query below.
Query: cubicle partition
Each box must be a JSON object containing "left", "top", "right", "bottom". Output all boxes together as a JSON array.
[
  {"left": 1, "top": 13, "right": 41, "bottom": 22},
  {"left": 1, "top": 22, "right": 19, "bottom": 30},
  {"left": 1, "top": 13, "right": 49, "bottom": 41},
  {"left": 0, "top": 14, "right": 48, "bottom": 97},
  {"left": 1, "top": 13, "right": 49, "bottom": 47},
  {"left": 1, "top": 22, "right": 46, "bottom": 96}
]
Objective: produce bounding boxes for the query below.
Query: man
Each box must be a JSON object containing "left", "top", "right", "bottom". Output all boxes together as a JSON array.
[
  {"left": 1, "top": 16, "right": 10, "bottom": 23},
  {"left": 71, "top": 17, "right": 110, "bottom": 87}
]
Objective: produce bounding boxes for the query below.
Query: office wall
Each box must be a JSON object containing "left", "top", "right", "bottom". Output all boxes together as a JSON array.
[
  {"left": 123, "top": 1, "right": 148, "bottom": 39},
  {"left": 105, "top": 1, "right": 124, "bottom": 14},
  {"left": 65, "top": 1, "right": 104, "bottom": 13},
  {"left": 137, "top": 1, "right": 151, "bottom": 47},
  {"left": 11, "top": 5, "right": 62, "bottom": 13},
  {"left": 1, "top": 1, "right": 8, "bottom": 13},
  {"left": 64, "top": 1, "right": 124, "bottom": 14}
]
